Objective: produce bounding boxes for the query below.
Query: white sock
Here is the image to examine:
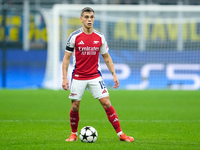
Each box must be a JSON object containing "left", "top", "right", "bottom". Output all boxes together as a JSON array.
[
  {"left": 71, "top": 132, "right": 77, "bottom": 135},
  {"left": 117, "top": 131, "right": 123, "bottom": 137}
]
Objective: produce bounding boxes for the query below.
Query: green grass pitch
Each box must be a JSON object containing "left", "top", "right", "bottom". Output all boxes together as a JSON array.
[{"left": 0, "top": 89, "right": 200, "bottom": 150}]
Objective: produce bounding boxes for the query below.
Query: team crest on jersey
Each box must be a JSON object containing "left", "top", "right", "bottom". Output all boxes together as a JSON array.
[
  {"left": 93, "top": 41, "right": 99, "bottom": 44},
  {"left": 78, "top": 40, "right": 84, "bottom": 45}
]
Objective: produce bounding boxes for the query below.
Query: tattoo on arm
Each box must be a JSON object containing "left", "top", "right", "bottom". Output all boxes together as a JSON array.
[
  {"left": 104, "top": 57, "right": 115, "bottom": 76},
  {"left": 65, "top": 66, "right": 68, "bottom": 71}
]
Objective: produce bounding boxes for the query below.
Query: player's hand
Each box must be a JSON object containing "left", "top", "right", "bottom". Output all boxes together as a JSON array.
[
  {"left": 113, "top": 75, "right": 119, "bottom": 89},
  {"left": 62, "top": 78, "right": 69, "bottom": 90}
]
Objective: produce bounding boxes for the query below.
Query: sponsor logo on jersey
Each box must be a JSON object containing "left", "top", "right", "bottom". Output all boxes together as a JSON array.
[
  {"left": 78, "top": 40, "right": 84, "bottom": 45},
  {"left": 78, "top": 46, "right": 99, "bottom": 51},
  {"left": 93, "top": 41, "right": 99, "bottom": 44},
  {"left": 78, "top": 46, "right": 99, "bottom": 55}
]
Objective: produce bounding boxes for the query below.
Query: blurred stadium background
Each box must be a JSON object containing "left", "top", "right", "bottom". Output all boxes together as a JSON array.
[{"left": 0, "top": 0, "right": 200, "bottom": 90}]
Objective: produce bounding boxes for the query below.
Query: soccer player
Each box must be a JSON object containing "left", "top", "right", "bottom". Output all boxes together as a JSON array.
[{"left": 62, "top": 7, "right": 134, "bottom": 142}]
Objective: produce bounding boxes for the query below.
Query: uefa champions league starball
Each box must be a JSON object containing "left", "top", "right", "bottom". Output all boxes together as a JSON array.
[{"left": 79, "top": 126, "right": 98, "bottom": 143}]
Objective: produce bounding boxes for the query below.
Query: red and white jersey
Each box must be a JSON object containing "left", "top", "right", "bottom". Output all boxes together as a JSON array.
[{"left": 65, "top": 28, "right": 109, "bottom": 80}]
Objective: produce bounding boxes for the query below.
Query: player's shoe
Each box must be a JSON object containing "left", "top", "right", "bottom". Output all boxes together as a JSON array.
[
  {"left": 65, "top": 133, "right": 77, "bottom": 142},
  {"left": 119, "top": 133, "right": 134, "bottom": 142}
]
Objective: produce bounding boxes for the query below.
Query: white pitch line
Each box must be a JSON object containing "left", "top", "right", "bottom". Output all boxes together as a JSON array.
[{"left": 0, "top": 120, "right": 200, "bottom": 123}]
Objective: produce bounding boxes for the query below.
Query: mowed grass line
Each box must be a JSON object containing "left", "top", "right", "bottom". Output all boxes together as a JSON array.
[{"left": 0, "top": 90, "right": 200, "bottom": 150}]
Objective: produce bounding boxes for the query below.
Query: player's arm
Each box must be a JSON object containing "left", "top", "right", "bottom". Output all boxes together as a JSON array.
[
  {"left": 101, "top": 52, "right": 119, "bottom": 89},
  {"left": 62, "top": 51, "right": 72, "bottom": 90}
]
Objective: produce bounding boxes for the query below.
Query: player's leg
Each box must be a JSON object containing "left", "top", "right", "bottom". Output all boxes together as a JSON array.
[
  {"left": 99, "top": 97, "right": 134, "bottom": 142},
  {"left": 87, "top": 77, "right": 134, "bottom": 142},
  {"left": 66, "top": 100, "right": 80, "bottom": 142},
  {"left": 66, "top": 79, "right": 87, "bottom": 142},
  {"left": 99, "top": 96, "right": 122, "bottom": 133},
  {"left": 87, "top": 77, "right": 121, "bottom": 133},
  {"left": 70, "top": 100, "right": 80, "bottom": 133}
]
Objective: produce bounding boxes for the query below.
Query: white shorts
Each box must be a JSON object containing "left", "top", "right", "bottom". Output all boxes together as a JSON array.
[{"left": 69, "top": 76, "right": 109, "bottom": 100}]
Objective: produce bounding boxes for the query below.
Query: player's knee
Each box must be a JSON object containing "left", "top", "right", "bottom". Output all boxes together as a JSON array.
[
  {"left": 71, "top": 100, "right": 80, "bottom": 112},
  {"left": 71, "top": 106, "right": 79, "bottom": 112},
  {"left": 103, "top": 102, "right": 111, "bottom": 109},
  {"left": 99, "top": 97, "right": 111, "bottom": 109}
]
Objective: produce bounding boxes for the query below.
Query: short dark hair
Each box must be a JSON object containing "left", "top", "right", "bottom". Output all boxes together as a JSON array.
[{"left": 81, "top": 7, "right": 94, "bottom": 17}]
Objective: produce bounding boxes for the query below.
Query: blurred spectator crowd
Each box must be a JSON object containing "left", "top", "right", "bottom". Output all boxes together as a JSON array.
[{"left": 1, "top": 0, "right": 200, "bottom": 5}]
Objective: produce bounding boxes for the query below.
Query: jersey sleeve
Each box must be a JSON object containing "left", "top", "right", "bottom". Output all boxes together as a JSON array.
[
  {"left": 100, "top": 35, "right": 109, "bottom": 55},
  {"left": 65, "top": 34, "right": 75, "bottom": 53}
]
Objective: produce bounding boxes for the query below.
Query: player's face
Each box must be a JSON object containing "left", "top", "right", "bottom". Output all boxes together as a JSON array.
[{"left": 80, "top": 12, "right": 95, "bottom": 29}]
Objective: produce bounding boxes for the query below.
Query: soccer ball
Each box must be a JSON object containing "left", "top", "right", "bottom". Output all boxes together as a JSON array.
[{"left": 79, "top": 126, "right": 98, "bottom": 143}]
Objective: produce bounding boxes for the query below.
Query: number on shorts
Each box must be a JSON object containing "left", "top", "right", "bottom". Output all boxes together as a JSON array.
[{"left": 99, "top": 81, "right": 106, "bottom": 89}]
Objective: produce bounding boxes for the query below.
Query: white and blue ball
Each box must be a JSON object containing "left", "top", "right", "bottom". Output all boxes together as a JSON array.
[{"left": 79, "top": 126, "right": 98, "bottom": 143}]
